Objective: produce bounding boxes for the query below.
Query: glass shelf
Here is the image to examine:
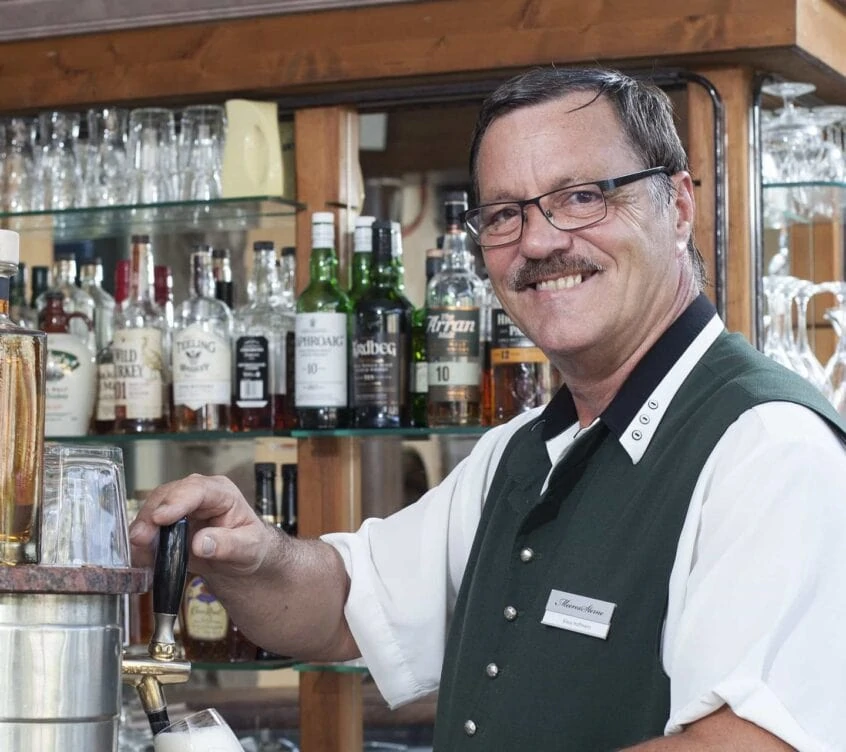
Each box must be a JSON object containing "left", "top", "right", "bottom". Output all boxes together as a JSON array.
[
  {"left": 293, "top": 660, "right": 370, "bottom": 675},
  {"left": 45, "top": 429, "right": 284, "bottom": 444},
  {"left": 291, "top": 426, "right": 487, "bottom": 440},
  {"left": 0, "top": 195, "right": 303, "bottom": 241},
  {"left": 192, "top": 658, "right": 297, "bottom": 671},
  {"left": 762, "top": 182, "right": 846, "bottom": 225}
]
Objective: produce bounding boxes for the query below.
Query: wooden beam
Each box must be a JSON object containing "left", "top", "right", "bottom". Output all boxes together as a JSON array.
[
  {"left": 691, "top": 66, "right": 755, "bottom": 338},
  {"left": 0, "top": 0, "right": 821, "bottom": 112}
]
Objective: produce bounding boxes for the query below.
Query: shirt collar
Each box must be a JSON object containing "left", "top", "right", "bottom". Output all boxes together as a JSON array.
[{"left": 539, "top": 293, "right": 724, "bottom": 464}]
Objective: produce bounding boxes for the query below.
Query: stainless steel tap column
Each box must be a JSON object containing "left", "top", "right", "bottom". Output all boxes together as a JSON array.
[{"left": 0, "top": 566, "right": 151, "bottom": 750}]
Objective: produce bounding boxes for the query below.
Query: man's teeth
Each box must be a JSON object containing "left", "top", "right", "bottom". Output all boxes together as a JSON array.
[{"left": 536, "top": 274, "right": 583, "bottom": 291}]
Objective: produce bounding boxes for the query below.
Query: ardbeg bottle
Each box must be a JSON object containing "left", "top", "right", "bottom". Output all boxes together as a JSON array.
[
  {"left": 295, "top": 212, "right": 351, "bottom": 429},
  {"left": 351, "top": 220, "right": 413, "bottom": 428},
  {"left": 426, "top": 193, "right": 484, "bottom": 426}
]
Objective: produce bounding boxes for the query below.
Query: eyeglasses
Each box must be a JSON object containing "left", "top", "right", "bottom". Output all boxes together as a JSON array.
[{"left": 463, "top": 166, "right": 672, "bottom": 249}]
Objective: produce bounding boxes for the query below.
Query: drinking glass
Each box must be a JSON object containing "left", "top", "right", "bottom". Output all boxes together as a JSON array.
[
  {"left": 87, "top": 107, "right": 130, "bottom": 207},
  {"left": 128, "top": 108, "right": 177, "bottom": 205},
  {"left": 762, "top": 275, "right": 797, "bottom": 369},
  {"left": 178, "top": 105, "right": 226, "bottom": 200},
  {"left": 3, "top": 118, "right": 36, "bottom": 212},
  {"left": 40, "top": 111, "right": 83, "bottom": 210},
  {"left": 788, "top": 278, "right": 831, "bottom": 396},
  {"left": 154, "top": 708, "right": 244, "bottom": 751},
  {"left": 40, "top": 443, "right": 130, "bottom": 567}
]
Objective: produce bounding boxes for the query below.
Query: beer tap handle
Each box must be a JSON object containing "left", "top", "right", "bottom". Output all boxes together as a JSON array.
[{"left": 149, "top": 518, "right": 189, "bottom": 663}]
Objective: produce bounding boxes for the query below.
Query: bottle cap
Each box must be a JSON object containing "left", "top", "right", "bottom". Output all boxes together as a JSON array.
[
  {"left": 281, "top": 463, "right": 297, "bottom": 478},
  {"left": 131, "top": 234, "right": 151, "bottom": 244},
  {"left": 355, "top": 215, "right": 376, "bottom": 228},
  {"left": 0, "top": 229, "right": 20, "bottom": 265},
  {"left": 281, "top": 246, "right": 296, "bottom": 258},
  {"left": 253, "top": 241, "right": 275, "bottom": 252},
  {"left": 255, "top": 462, "right": 276, "bottom": 477},
  {"left": 311, "top": 212, "right": 335, "bottom": 225},
  {"left": 211, "top": 247, "right": 230, "bottom": 258}
]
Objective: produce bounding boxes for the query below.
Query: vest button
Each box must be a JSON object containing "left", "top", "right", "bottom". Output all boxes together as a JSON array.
[
  {"left": 519, "top": 547, "right": 534, "bottom": 562},
  {"left": 485, "top": 662, "right": 499, "bottom": 678},
  {"left": 503, "top": 606, "right": 518, "bottom": 621},
  {"left": 648, "top": 399, "right": 659, "bottom": 409},
  {"left": 464, "top": 719, "right": 477, "bottom": 736},
  {"left": 639, "top": 414, "right": 649, "bottom": 424}
]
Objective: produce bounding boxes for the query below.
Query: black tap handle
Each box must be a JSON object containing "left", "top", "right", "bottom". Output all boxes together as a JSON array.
[{"left": 153, "top": 518, "right": 189, "bottom": 617}]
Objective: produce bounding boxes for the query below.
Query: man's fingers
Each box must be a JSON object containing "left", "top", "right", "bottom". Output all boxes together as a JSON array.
[{"left": 192, "top": 524, "right": 274, "bottom": 575}]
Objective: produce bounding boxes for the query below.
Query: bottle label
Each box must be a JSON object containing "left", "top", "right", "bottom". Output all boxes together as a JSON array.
[
  {"left": 491, "top": 308, "right": 534, "bottom": 349},
  {"left": 295, "top": 312, "right": 347, "bottom": 408},
  {"left": 234, "top": 335, "right": 270, "bottom": 408},
  {"left": 351, "top": 319, "right": 403, "bottom": 409},
  {"left": 96, "top": 362, "right": 116, "bottom": 422},
  {"left": 413, "top": 362, "right": 428, "bottom": 395},
  {"left": 426, "top": 307, "right": 481, "bottom": 402},
  {"left": 183, "top": 576, "right": 228, "bottom": 641},
  {"left": 113, "top": 328, "right": 164, "bottom": 420},
  {"left": 173, "top": 324, "right": 231, "bottom": 410},
  {"left": 44, "top": 333, "right": 97, "bottom": 437}
]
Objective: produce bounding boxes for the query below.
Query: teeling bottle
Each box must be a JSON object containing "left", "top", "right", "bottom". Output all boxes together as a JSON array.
[{"left": 351, "top": 220, "right": 413, "bottom": 428}]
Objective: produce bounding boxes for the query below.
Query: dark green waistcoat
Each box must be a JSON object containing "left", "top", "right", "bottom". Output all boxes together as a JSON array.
[{"left": 433, "top": 332, "right": 845, "bottom": 750}]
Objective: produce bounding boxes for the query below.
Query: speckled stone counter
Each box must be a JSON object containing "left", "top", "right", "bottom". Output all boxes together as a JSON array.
[{"left": 0, "top": 565, "right": 151, "bottom": 594}]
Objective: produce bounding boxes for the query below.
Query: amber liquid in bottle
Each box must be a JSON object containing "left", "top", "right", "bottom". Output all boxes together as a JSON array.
[{"left": 0, "top": 241, "right": 46, "bottom": 566}]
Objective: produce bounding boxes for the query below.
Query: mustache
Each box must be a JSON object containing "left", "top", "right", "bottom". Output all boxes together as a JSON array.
[{"left": 510, "top": 255, "right": 605, "bottom": 291}]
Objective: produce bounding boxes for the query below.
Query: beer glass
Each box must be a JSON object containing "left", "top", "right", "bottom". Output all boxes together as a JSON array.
[{"left": 154, "top": 708, "right": 244, "bottom": 751}]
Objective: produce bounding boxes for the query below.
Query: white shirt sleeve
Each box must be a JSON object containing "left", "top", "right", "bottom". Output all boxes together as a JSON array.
[
  {"left": 663, "top": 401, "right": 846, "bottom": 751},
  {"left": 322, "top": 410, "right": 542, "bottom": 709}
]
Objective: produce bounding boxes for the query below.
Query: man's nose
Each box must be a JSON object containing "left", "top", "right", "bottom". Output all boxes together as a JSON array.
[{"left": 519, "top": 203, "right": 573, "bottom": 258}]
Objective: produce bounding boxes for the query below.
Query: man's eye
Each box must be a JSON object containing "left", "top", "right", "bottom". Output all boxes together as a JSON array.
[
  {"left": 483, "top": 204, "right": 521, "bottom": 226},
  {"left": 551, "top": 188, "right": 602, "bottom": 208}
]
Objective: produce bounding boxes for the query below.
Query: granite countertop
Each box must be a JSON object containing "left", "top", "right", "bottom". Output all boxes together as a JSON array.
[{"left": 0, "top": 565, "right": 151, "bottom": 594}]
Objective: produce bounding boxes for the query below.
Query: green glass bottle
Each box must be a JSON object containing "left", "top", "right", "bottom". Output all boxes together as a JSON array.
[
  {"left": 348, "top": 215, "right": 375, "bottom": 305},
  {"left": 295, "top": 212, "right": 352, "bottom": 429},
  {"left": 410, "top": 242, "right": 445, "bottom": 427}
]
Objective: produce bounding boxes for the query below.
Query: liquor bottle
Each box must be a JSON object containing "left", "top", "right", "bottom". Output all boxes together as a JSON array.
[
  {"left": 278, "top": 246, "right": 297, "bottom": 311},
  {"left": 211, "top": 247, "right": 234, "bottom": 309},
  {"left": 410, "top": 244, "right": 445, "bottom": 427},
  {"left": 232, "top": 241, "right": 297, "bottom": 431},
  {"left": 254, "top": 462, "right": 278, "bottom": 526},
  {"left": 113, "top": 235, "right": 168, "bottom": 433},
  {"left": 153, "top": 264, "right": 174, "bottom": 426},
  {"left": 351, "top": 220, "right": 413, "bottom": 428},
  {"left": 426, "top": 192, "right": 484, "bottom": 426},
  {"left": 30, "top": 265, "right": 51, "bottom": 313},
  {"left": 480, "top": 277, "right": 494, "bottom": 426},
  {"left": 390, "top": 220, "right": 407, "bottom": 294},
  {"left": 93, "top": 260, "right": 130, "bottom": 435},
  {"left": 295, "top": 212, "right": 351, "bottom": 429},
  {"left": 9, "top": 262, "right": 34, "bottom": 328},
  {"left": 36, "top": 253, "right": 96, "bottom": 346},
  {"left": 79, "top": 257, "right": 116, "bottom": 353},
  {"left": 280, "top": 462, "right": 298, "bottom": 536},
  {"left": 0, "top": 229, "right": 46, "bottom": 566},
  {"left": 181, "top": 575, "right": 256, "bottom": 662},
  {"left": 348, "top": 215, "right": 375, "bottom": 305},
  {"left": 172, "top": 249, "right": 233, "bottom": 432},
  {"left": 491, "top": 293, "right": 555, "bottom": 424}
]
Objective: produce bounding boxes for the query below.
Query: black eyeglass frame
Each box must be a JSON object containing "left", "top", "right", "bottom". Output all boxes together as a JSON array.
[{"left": 463, "top": 166, "right": 673, "bottom": 249}]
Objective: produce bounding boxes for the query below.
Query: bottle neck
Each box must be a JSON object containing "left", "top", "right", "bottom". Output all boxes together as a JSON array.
[
  {"left": 54, "top": 259, "right": 77, "bottom": 286},
  {"left": 443, "top": 225, "right": 471, "bottom": 268},
  {"left": 309, "top": 247, "right": 338, "bottom": 284},
  {"left": 129, "top": 244, "right": 155, "bottom": 303},
  {"left": 351, "top": 250, "right": 371, "bottom": 291},
  {"left": 191, "top": 264, "right": 216, "bottom": 299},
  {"left": 0, "top": 275, "right": 10, "bottom": 316},
  {"left": 252, "top": 250, "right": 281, "bottom": 301},
  {"left": 369, "top": 246, "right": 395, "bottom": 289}
]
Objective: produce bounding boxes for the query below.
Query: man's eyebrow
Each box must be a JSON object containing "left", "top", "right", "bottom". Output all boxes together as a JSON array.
[{"left": 480, "top": 175, "right": 587, "bottom": 203}]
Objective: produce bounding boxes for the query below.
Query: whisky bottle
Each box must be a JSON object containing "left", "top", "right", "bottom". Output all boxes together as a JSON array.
[
  {"left": 410, "top": 244, "right": 445, "bottom": 427},
  {"left": 295, "top": 212, "right": 351, "bottom": 429},
  {"left": 280, "top": 463, "right": 298, "bottom": 536},
  {"left": 211, "top": 247, "right": 234, "bottom": 309},
  {"left": 93, "top": 260, "right": 129, "bottom": 435},
  {"left": 278, "top": 246, "right": 297, "bottom": 311},
  {"left": 232, "top": 241, "right": 297, "bottom": 431},
  {"left": 348, "top": 215, "right": 375, "bottom": 305},
  {"left": 426, "top": 192, "right": 484, "bottom": 426},
  {"left": 36, "top": 253, "right": 96, "bottom": 347},
  {"left": 9, "top": 262, "right": 34, "bottom": 328},
  {"left": 79, "top": 258, "right": 116, "bottom": 354},
  {"left": 480, "top": 277, "right": 494, "bottom": 426},
  {"left": 351, "top": 220, "right": 413, "bottom": 428},
  {"left": 0, "top": 229, "right": 46, "bottom": 565},
  {"left": 254, "top": 462, "right": 278, "bottom": 526},
  {"left": 390, "top": 220, "right": 407, "bottom": 294},
  {"left": 491, "top": 298, "right": 555, "bottom": 424},
  {"left": 172, "top": 249, "right": 233, "bottom": 432},
  {"left": 113, "top": 235, "right": 168, "bottom": 433}
]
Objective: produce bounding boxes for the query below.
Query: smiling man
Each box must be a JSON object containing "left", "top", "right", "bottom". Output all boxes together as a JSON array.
[{"left": 130, "top": 67, "right": 846, "bottom": 750}]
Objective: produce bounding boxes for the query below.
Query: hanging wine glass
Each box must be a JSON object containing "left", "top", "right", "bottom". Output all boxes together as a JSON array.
[
  {"left": 788, "top": 278, "right": 831, "bottom": 396},
  {"left": 762, "top": 275, "right": 797, "bottom": 369}
]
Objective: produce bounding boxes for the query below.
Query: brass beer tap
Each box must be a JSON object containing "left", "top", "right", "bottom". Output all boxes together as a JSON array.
[{"left": 122, "top": 518, "right": 191, "bottom": 735}]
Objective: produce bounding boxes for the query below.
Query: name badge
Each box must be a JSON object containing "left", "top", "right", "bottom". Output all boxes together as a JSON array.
[{"left": 541, "top": 589, "right": 616, "bottom": 640}]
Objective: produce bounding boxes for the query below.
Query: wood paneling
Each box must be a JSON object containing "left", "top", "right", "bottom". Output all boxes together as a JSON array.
[{"left": 2, "top": 0, "right": 846, "bottom": 112}]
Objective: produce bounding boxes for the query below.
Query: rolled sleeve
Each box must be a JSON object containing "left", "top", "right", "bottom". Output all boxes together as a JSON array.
[{"left": 664, "top": 402, "right": 846, "bottom": 751}]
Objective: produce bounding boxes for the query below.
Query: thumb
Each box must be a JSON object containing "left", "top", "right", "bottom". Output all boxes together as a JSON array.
[{"left": 193, "top": 525, "right": 272, "bottom": 575}]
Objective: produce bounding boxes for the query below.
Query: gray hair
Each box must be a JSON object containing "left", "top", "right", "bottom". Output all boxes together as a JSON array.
[{"left": 469, "top": 67, "right": 706, "bottom": 289}]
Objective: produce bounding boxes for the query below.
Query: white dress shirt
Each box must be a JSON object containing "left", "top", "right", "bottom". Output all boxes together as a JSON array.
[{"left": 324, "top": 313, "right": 846, "bottom": 751}]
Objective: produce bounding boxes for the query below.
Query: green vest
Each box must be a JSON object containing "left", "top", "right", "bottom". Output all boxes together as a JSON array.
[{"left": 433, "top": 331, "right": 844, "bottom": 750}]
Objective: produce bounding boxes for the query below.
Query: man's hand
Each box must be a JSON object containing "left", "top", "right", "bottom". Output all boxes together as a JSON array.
[{"left": 129, "top": 473, "right": 276, "bottom": 576}]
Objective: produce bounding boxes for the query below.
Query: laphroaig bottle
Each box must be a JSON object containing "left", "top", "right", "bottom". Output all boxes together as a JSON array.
[
  {"left": 232, "top": 241, "right": 297, "bottom": 431},
  {"left": 351, "top": 220, "right": 413, "bottom": 428},
  {"left": 295, "top": 212, "right": 351, "bottom": 429},
  {"left": 172, "top": 249, "right": 233, "bottom": 432},
  {"left": 410, "top": 243, "right": 444, "bottom": 427},
  {"left": 113, "top": 235, "right": 168, "bottom": 433},
  {"left": 490, "top": 290, "right": 555, "bottom": 424},
  {"left": 348, "top": 215, "right": 375, "bottom": 305},
  {"left": 0, "top": 229, "right": 46, "bottom": 565},
  {"left": 79, "top": 257, "right": 116, "bottom": 354},
  {"left": 426, "top": 192, "right": 484, "bottom": 426}
]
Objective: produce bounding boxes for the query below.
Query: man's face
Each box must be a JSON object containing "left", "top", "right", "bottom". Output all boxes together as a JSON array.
[{"left": 475, "top": 93, "right": 694, "bottom": 372}]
